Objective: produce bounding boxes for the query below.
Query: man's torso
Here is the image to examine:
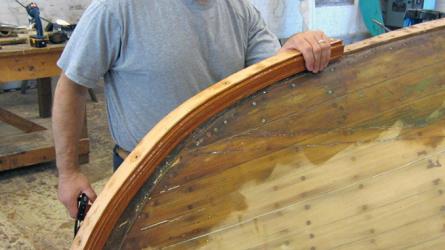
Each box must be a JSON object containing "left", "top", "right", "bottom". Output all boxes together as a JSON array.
[{"left": 60, "top": 0, "right": 280, "bottom": 151}]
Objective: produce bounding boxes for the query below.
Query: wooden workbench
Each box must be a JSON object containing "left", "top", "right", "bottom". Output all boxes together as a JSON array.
[{"left": 0, "top": 43, "right": 89, "bottom": 172}]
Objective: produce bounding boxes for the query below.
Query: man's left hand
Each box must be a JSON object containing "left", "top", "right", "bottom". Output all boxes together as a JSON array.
[{"left": 279, "top": 31, "right": 331, "bottom": 73}]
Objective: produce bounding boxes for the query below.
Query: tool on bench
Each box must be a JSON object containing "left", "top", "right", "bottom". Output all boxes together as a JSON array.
[
  {"left": 0, "top": 23, "right": 28, "bottom": 48},
  {"left": 45, "top": 19, "right": 77, "bottom": 44},
  {"left": 15, "top": 0, "right": 48, "bottom": 48},
  {"left": 74, "top": 193, "right": 90, "bottom": 237}
]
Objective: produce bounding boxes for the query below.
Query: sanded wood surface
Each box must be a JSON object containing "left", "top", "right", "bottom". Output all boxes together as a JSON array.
[{"left": 73, "top": 19, "right": 445, "bottom": 249}]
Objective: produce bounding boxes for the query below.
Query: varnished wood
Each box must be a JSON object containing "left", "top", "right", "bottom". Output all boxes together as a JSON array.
[{"left": 74, "top": 18, "right": 445, "bottom": 250}]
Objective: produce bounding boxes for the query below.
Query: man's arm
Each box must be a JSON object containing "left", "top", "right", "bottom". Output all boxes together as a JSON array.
[{"left": 53, "top": 73, "right": 97, "bottom": 218}]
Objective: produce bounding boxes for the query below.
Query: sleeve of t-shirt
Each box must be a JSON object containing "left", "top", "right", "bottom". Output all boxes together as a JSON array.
[
  {"left": 245, "top": 5, "right": 281, "bottom": 67},
  {"left": 57, "top": 0, "right": 121, "bottom": 88}
]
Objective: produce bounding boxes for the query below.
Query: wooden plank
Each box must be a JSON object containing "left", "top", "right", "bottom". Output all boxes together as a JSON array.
[
  {"left": 74, "top": 20, "right": 445, "bottom": 250},
  {"left": 0, "top": 107, "right": 46, "bottom": 133}
]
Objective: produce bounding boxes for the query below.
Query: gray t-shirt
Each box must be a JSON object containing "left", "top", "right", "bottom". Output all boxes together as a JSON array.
[{"left": 58, "top": 0, "right": 280, "bottom": 151}]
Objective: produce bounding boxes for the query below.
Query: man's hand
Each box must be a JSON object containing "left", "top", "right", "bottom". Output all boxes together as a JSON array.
[
  {"left": 58, "top": 171, "right": 97, "bottom": 218},
  {"left": 279, "top": 31, "right": 331, "bottom": 73}
]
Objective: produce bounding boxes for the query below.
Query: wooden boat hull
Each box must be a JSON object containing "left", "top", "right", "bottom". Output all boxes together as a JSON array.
[{"left": 73, "top": 19, "right": 445, "bottom": 249}]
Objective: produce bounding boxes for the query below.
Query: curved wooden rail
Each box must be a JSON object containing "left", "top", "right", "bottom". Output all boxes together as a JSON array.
[{"left": 72, "top": 18, "right": 445, "bottom": 249}]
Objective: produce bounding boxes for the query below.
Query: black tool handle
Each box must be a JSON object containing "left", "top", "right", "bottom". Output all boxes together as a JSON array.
[{"left": 74, "top": 193, "right": 89, "bottom": 237}]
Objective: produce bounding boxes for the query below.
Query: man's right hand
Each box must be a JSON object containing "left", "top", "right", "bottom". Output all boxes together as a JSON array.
[{"left": 58, "top": 171, "right": 97, "bottom": 218}]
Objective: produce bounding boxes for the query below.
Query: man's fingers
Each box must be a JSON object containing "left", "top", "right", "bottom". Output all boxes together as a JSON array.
[
  {"left": 57, "top": 189, "right": 78, "bottom": 218},
  {"left": 280, "top": 36, "right": 315, "bottom": 72},
  {"left": 304, "top": 35, "right": 323, "bottom": 73},
  {"left": 280, "top": 31, "right": 332, "bottom": 73},
  {"left": 296, "top": 38, "right": 315, "bottom": 72},
  {"left": 68, "top": 199, "right": 79, "bottom": 219}
]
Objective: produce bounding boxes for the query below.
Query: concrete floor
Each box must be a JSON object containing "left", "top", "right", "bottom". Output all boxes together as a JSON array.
[{"left": 0, "top": 86, "right": 113, "bottom": 249}]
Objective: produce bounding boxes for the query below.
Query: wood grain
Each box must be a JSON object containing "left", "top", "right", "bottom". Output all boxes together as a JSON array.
[{"left": 73, "top": 18, "right": 445, "bottom": 250}]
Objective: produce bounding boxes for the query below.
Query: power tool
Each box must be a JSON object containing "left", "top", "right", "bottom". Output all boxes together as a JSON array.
[{"left": 15, "top": 1, "right": 48, "bottom": 48}]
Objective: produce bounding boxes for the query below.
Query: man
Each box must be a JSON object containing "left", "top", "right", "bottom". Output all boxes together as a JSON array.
[{"left": 53, "top": 0, "right": 332, "bottom": 219}]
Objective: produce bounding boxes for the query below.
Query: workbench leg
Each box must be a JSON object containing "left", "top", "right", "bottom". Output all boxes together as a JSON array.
[{"left": 37, "top": 77, "right": 53, "bottom": 118}]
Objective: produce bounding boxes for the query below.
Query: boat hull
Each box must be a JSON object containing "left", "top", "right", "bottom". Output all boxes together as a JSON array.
[{"left": 73, "top": 19, "right": 445, "bottom": 250}]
